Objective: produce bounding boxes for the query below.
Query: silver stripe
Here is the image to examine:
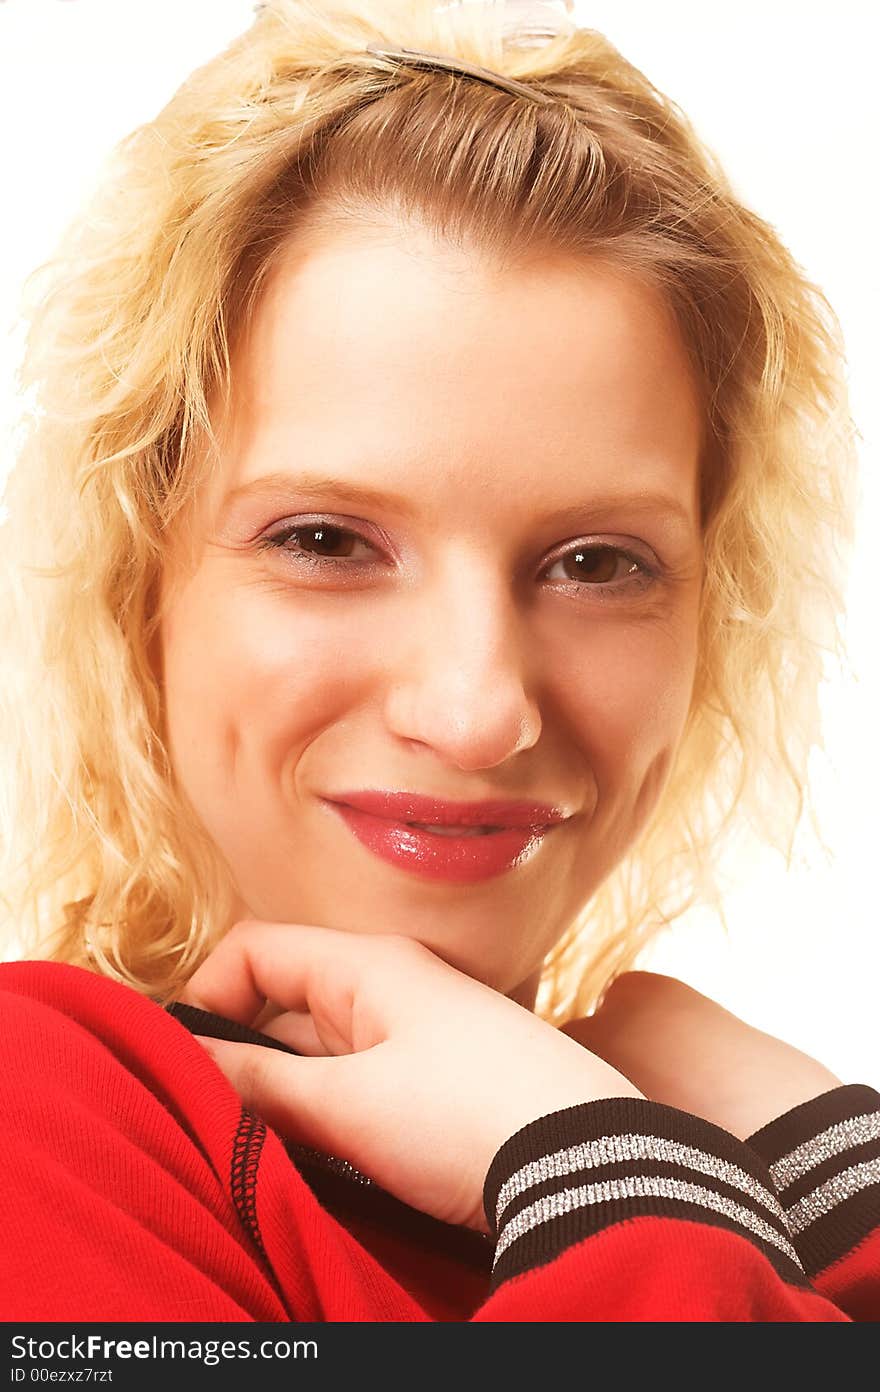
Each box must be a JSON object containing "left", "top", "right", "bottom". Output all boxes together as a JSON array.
[
  {"left": 784, "top": 1158, "right": 880, "bottom": 1236},
  {"left": 493, "top": 1175, "right": 803, "bottom": 1268},
  {"left": 496, "top": 1133, "right": 787, "bottom": 1233},
  {"left": 769, "top": 1111, "right": 880, "bottom": 1192}
]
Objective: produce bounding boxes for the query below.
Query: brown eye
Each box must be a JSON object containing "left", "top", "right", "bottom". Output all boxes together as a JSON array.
[
  {"left": 287, "top": 524, "right": 358, "bottom": 558},
  {"left": 559, "top": 545, "right": 631, "bottom": 584},
  {"left": 257, "top": 519, "right": 378, "bottom": 568},
  {"left": 543, "top": 542, "right": 658, "bottom": 602}
]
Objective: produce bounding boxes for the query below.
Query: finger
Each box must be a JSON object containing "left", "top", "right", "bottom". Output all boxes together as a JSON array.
[
  {"left": 193, "top": 1033, "right": 382, "bottom": 1164},
  {"left": 260, "top": 1010, "right": 331, "bottom": 1057},
  {"left": 252, "top": 1000, "right": 287, "bottom": 1032},
  {"left": 179, "top": 919, "right": 364, "bottom": 1028}
]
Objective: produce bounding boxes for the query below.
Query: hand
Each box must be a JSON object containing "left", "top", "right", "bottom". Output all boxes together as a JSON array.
[
  {"left": 178, "top": 919, "right": 644, "bottom": 1233},
  {"left": 560, "top": 970, "right": 842, "bottom": 1140}
]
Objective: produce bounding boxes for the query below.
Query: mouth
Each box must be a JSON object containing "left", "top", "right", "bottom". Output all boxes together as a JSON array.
[
  {"left": 398, "top": 822, "right": 508, "bottom": 836},
  {"left": 320, "top": 794, "right": 567, "bottom": 884},
  {"left": 322, "top": 788, "right": 570, "bottom": 829}
]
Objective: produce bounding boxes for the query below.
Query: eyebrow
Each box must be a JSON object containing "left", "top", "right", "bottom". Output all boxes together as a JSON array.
[{"left": 221, "top": 471, "right": 696, "bottom": 530}]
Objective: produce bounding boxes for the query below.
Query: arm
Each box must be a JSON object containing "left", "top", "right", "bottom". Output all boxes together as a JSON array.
[
  {"left": 471, "top": 1097, "right": 851, "bottom": 1321},
  {"left": 746, "top": 1084, "right": 880, "bottom": 1322},
  {"left": 558, "top": 971, "right": 879, "bottom": 1321},
  {"left": 181, "top": 923, "right": 874, "bottom": 1320}
]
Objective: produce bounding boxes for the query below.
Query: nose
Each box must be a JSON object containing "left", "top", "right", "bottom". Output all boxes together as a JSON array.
[{"left": 382, "top": 560, "right": 542, "bottom": 771}]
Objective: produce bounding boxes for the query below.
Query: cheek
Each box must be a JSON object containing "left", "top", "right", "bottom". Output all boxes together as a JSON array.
[
  {"left": 553, "top": 617, "right": 698, "bottom": 788},
  {"left": 159, "top": 580, "right": 376, "bottom": 781}
]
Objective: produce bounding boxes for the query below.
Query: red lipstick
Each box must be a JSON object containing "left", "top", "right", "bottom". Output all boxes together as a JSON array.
[{"left": 321, "top": 790, "right": 570, "bottom": 884}]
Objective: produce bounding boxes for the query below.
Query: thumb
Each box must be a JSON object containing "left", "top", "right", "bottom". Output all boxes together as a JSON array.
[{"left": 193, "top": 1033, "right": 378, "bottom": 1162}]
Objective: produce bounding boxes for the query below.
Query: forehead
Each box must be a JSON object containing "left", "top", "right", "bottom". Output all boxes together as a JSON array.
[
  {"left": 192, "top": 221, "right": 703, "bottom": 538},
  {"left": 231, "top": 220, "right": 700, "bottom": 412}
]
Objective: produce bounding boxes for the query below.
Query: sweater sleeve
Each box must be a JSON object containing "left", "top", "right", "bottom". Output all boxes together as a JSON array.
[
  {"left": 745, "top": 1084, "right": 880, "bottom": 1322},
  {"left": 470, "top": 1097, "right": 853, "bottom": 1321}
]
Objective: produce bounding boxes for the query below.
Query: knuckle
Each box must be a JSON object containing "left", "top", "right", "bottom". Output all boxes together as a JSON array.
[
  {"left": 225, "top": 917, "right": 259, "bottom": 944},
  {"left": 372, "top": 931, "right": 426, "bottom": 958},
  {"left": 234, "top": 916, "right": 268, "bottom": 936}
]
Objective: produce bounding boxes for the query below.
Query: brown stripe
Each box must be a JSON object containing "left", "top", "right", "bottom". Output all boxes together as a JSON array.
[
  {"left": 490, "top": 1199, "right": 809, "bottom": 1293},
  {"left": 748, "top": 1085, "right": 880, "bottom": 1166},
  {"left": 485, "top": 1096, "right": 781, "bottom": 1234},
  {"left": 496, "top": 1156, "right": 792, "bottom": 1245},
  {"left": 792, "top": 1189, "right": 880, "bottom": 1279},
  {"left": 775, "top": 1135, "right": 880, "bottom": 1206}
]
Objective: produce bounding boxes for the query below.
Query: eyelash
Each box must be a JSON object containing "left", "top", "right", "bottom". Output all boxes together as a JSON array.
[{"left": 255, "top": 518, "right": 661, "bottom": 602}]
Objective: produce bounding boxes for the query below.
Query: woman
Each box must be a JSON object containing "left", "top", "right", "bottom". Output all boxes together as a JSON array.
[{"left": 0, "top": 0, "right": 875, "bottom": 1321}]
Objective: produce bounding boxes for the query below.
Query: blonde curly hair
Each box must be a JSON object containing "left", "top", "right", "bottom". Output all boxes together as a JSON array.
[{"left": 0, "top": 0, "right": 859, "bottom": 1023}]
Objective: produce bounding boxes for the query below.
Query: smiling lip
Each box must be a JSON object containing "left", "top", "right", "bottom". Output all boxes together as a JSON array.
[
  {"left": 324, "top": 791, "right": 570, "bottom": 827},
  {"left": 320, "top": 791, "right": 571, "bottom": 884}
]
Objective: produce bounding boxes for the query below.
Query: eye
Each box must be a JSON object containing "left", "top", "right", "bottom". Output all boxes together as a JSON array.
[
  {"left": 542, "top": 541, "right": 659, "bottom": 602},
  {"left": 256, "top": 518, "right": 661, "bottom": 602},
  {"left": 256, "top": 519, "right": 379, "bottom": 569}
]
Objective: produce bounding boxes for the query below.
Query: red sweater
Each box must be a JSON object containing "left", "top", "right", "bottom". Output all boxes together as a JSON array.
[{"left": 1, "top": 960, "right": 877, "bottom": 1322}]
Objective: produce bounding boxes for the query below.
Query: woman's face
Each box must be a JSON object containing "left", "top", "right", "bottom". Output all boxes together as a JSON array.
[{"left": 157, "top": 219, "right": 704, "bottom": 1010}]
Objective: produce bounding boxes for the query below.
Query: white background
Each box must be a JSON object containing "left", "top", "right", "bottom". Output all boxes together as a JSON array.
[{"left": 1, "top": 1, "right": 877, "bottom": 1086}]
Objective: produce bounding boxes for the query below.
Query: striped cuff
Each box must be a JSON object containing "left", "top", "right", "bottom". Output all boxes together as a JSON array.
[
  {"left": 746, "top": 1084, "right": 880, "bottom": 1279},
  {"left": 483, "top": 1096, "right": 806, "bottom": 1292}
]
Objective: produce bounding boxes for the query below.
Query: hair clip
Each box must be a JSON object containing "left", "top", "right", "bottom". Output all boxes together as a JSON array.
[
  {"left": 433, "top": 0, "right": 576, "bottom": 48},
  {"left": 366, "top": 0, "right": 575, "bottom": 104},
  {"left": 365, "top": 43, "right": 557, "bottom": 104}
]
